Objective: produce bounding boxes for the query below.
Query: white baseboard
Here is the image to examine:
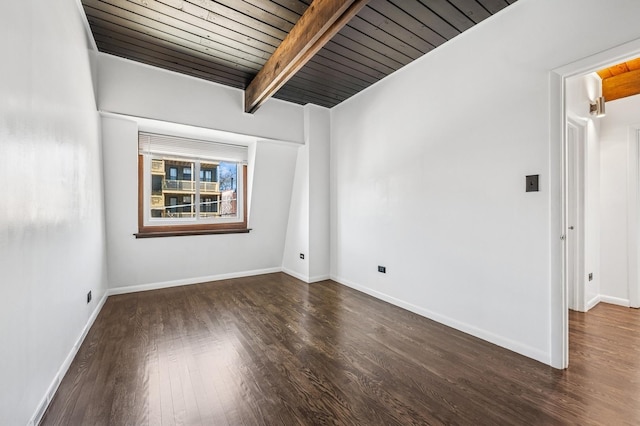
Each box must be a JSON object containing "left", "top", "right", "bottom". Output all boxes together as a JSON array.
[
  {"left": 309, "top": 274, "right": 330, "bottom": 283},
  {"left": 282, "top": 267, "right": 309, "bottom": 283},
  {"left": 330, "top": 274, "right": 550, "bottom": 366},
  {"left": 29, "top": 291, "right": 109, "bottom": 426},
  {"left": 281, "top": 268, "right": 329, "bottom": 284},
  {"left": 108, "top": 267, "right": 282, "bottom": 295},
  {"left": 600, "top": 295, "right": 630, "bottom": 307},
  {"left": 584, "top": 294, "right": 631, "bottom": 311},
  {"left": 586, "top": 295, "right": 601, "bottom": 311}
]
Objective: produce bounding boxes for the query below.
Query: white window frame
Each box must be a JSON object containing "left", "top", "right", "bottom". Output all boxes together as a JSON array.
[{"left": 136, "top": 132, "right": 249, "bottom": 237}]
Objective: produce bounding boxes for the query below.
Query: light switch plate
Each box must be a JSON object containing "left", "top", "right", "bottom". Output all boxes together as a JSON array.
[{"left": 526, "top": 175, "right": 539, "bottom": 192}]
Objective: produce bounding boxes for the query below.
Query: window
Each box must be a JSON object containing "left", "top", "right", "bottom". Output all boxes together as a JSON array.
[
  {"left": 200, "top": 168, "right": 214, "bottom": 182},
  {"left": 137, "top": 132, "right": 249, "bottom": 237},
  {"left": 183, "top": 167, "right": 192, "bottom": 181},
  {"left": 168, "top": 167, "right": 177, "bottom": 180}
]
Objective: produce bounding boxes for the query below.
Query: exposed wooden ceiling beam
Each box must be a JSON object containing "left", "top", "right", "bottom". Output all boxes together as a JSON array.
[
  {"left": 596, "top": 58, "right": 640, "bottom": 102},
  {"left": 601, "top": 69, "right": 640, "bottom": 102},
  {"left": 244, "top": 0, "right": 370, "bottom": 114}
]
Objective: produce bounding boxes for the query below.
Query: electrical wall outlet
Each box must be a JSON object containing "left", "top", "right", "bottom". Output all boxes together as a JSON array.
[
  {"left": 378, "top": 265, "right": 386, "bottom": 273},
  {"left": 299, "top": 253, "right": 305, "bottom": 260},
  {"left": 87, "top": 291, "right": 92, "bottom": 304}
]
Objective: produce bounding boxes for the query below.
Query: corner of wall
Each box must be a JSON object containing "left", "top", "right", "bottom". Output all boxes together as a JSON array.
[{"left": 281, "top": 105, "right": 331, "bottom": 282}]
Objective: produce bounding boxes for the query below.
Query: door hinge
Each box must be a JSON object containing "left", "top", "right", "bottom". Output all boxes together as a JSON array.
[{"left": 561, "top": 234, "right": 566, "bottom": 240}]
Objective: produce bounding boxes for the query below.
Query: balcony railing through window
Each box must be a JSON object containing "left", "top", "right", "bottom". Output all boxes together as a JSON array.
[{"left": 162, "top": 180, "right": 220, "bottom": 193}]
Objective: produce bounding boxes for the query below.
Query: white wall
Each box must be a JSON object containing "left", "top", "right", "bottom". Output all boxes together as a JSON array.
[
  {"left": 585, "top": 117, "right": 602, "bottom": 306},
  {"left": 0, "top": 1, "right": 107, "bottom": 424},
  {"left": 282, "top": 105, "right": 331, "bottom": 282},
  {"left": 600, "top": 94, "right": 640, "bottom": 305},
  {"left": 308, "top": 106, "right": 331, "bottom": 281},
  {"left": 98, "top": 54, "right": 305, "bottom": 144},
  {"left": 98, "top": 53, "right": 312, "bottom": 290},
  {"left": 102, "top": 115, "right": 298, "bottom": 290},
  {"left": 283, "top": 144, "right": 310, "bottom": 280},
  {"left": 330, "top": 0, "right": 640, "bottom": 365}
]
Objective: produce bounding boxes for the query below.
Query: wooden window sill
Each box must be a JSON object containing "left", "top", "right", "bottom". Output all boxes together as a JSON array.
[{"left": 134, "top": 228, "right": 251, "bottom": 238}]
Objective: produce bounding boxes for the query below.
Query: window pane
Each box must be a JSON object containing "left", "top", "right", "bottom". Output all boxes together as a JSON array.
[
  {"left": 199, "top": 163, "right": 218, "bottom": 196},
  {"left": 150, "top": 158, "right": 196, "bottom": 219},
  {"left": 218, "top": 162, "right": 237, "bottom": 217}
]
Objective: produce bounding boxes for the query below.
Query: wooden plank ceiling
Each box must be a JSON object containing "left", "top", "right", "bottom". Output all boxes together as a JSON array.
[{"left": 82, "top": 0, "right": 517, "bottom": 109}]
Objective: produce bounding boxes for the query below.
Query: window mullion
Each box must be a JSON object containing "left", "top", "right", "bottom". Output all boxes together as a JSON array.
[
  {"left": 194, "top": 160, "right": 201, "bottom": 219},
  {"left": 144, "top": 155, "right": 151, "bottom": 224}
]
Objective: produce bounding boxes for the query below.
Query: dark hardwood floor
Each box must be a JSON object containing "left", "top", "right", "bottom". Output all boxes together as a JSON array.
[{"left": 41, "top": 273, "right": 640, "bottom": 425}]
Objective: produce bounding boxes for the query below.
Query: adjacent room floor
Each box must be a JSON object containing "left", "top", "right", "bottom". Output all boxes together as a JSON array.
[{"left": 41, "top": 273, "right": 640, "bottom": 425}]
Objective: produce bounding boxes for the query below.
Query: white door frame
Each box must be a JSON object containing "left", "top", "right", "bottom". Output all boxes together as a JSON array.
[
  {"left": 551, "top": 37, "right": 640, "bottom": 369},
  {"left": 627, "top": 127, "right": 640, "bottom": 308}
]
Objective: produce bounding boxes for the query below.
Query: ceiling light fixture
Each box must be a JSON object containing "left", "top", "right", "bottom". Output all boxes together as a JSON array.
[{"left": 589, "top": 96, "right": 606, "bottom": 117}]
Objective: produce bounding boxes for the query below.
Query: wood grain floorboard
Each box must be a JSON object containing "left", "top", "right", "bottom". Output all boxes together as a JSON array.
[{"left": 41, "top": 273, "right": 640, "bottom": 425}]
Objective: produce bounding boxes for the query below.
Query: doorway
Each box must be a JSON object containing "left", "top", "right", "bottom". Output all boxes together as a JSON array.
[
  {"left": 625, "top": 126, "right": 640, "bottom": 308},
  {"left": 566, "top": 118, "right": 586, "bottom": 313},
  {"left": 553, "top": 38, "right": 640, "bottom": 368}
]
